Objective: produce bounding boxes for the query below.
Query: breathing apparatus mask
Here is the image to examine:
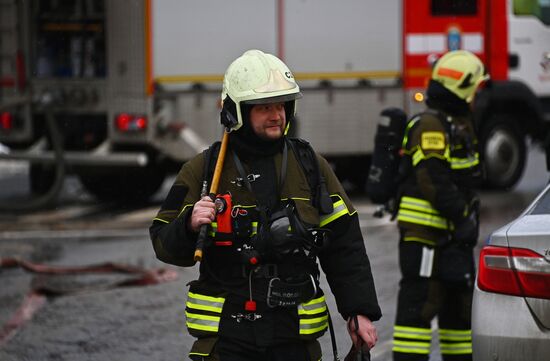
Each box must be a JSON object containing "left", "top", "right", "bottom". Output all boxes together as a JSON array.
[{"left": 253, "top": 202, "right": 329, "bottom": 261}]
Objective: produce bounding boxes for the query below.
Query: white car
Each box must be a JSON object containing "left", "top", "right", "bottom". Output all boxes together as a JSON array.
[{"left": 472, "top": 183, "right": 550, "bottom": 360}]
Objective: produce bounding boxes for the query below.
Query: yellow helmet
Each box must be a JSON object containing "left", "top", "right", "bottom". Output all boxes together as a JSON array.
[
  {"left": 221, "top": 50, "right": 302, "bottom": 131},
  {"left": 432, "top": 50, "right": 489, "bottom": 103}
]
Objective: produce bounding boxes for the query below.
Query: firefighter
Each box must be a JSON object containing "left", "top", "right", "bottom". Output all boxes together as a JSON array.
[
  {"left": 392, "top": 50, "right": 487, "bottom": 361},
  {"left": 150, "top": 49, "right": 381, "bottom": 361}
]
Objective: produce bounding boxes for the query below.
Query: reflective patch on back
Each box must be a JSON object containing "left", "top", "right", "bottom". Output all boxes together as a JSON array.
[{"left": 421, "top": 132, "right": 446, "bottom": 150}]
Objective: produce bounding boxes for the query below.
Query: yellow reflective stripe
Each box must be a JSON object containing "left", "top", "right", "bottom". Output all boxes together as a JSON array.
[
  {"left": 412, "top": 148, "right": 451, "bottom": 166},
  {"left": 397, "top": 209, "right": 449, "bottom": 229},
  {"left": 208, "top": 223, "right": 217, "bottom": 237},
  {"left": 177, "top": 204, "right": 194, "bottom": 218},
  {"left": 400, "top": 197, "right": 440, "bottom": 215},
  {"left": 402, "top": 117, "right": 420, "bottom": 148},
  {"left": 250, "top": 222, "right": 258, "bottom": 236},
  {"left": 403, "top": 236, "right": 436, "bottom": 246},
  {"left": 393, "top": 325, "right": 432, "bottom": 340},
  {"left": 186, "top": 292, "right": 224, "bottom": 313},
  {"left": 299, "top": 315, "right": 328, "bottom": 334},
  {"left": 398, "top": 197, "right": 450, "bottom": 229},
  {"left": 392, "top": 340, "right": 431, "bottom": 354},
  {"left": 319, "top": 198, "right": 349, "bottom": 227},
  {"left": 209, "top": 222, "right": 258, "bottom": 237},
  {"left": 298, "top": 296, "right": 327, "bottom": 315},
  {"left": 283, "top": 197, "right": 311, "bottom": 201},
  {"left": 412, "top": 148, "right": 424, "bottom": 166},
  {"left": 439, "top": 329, "right": 472, "bottom": 335},
  {"left": 185, "top": 311, "right": 220, "bottom": 332},
  {"left": 440, "top": 342, "right": 472, "bottom": 355},
  {"left": 153, "top": 217, "right": 169, "bottom": 224},
  {"left": 439, "top": 329, "right": 472, "bottom": 341},
  {"left": 451, "top": 153, "right": 479, "bottom": 170}
]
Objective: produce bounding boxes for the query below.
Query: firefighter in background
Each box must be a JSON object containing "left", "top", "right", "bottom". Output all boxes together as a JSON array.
[
  {"left": 150, "top": 50, "right": 381, "bottom": 361},
  {"left": 392, "top": 50, "right": 488, "bottom": 361}
]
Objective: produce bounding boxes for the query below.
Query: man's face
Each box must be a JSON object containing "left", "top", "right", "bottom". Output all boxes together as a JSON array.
[{"left": 249, "top": 102, "right": 286, "bottom": 141}]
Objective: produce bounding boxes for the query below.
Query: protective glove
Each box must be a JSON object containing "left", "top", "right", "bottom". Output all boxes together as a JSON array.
[{"left": 452, "top": 203, "right": 479, "bottom": 248}]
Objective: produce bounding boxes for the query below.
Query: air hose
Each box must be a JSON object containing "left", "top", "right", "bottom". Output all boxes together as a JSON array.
[{"left": 0, "top": 94, "right": 66, "bottom": 211}]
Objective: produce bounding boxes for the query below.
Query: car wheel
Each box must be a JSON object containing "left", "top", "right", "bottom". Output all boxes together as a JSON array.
[{"left": 480, "top": 115, "right": 526, "bottom": 189}]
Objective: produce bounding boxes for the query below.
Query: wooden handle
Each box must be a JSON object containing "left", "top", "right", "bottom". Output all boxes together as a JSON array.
[{"left": 193, "top": 130, "right": 230, "bottom": 262}]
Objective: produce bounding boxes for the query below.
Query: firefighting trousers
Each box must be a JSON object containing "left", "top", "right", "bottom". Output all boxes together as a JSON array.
[
  {"left": 190, "top": 337, "right": 320, "bottom": 361},
  {"left": 393, "top": 241, "right": 473, "bottom": 361}
]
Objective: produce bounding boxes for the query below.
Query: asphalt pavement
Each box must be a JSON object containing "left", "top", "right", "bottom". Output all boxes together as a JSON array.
[{"left": 0, "top": 145, "right": 547, "bottom": 361}]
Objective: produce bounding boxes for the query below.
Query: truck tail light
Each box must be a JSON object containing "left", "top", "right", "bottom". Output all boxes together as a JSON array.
[
  {"left": 115, "top": 113, "right": 147, "bottom": 132},
  {"left": 1, "top": 112, "right": 13, "bottom": 131},
  {"left": 478, "top": 246, "right": 550, "bottom": 300}
]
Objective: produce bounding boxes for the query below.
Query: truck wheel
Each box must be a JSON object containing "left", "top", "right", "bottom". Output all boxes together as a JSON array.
[
  {"left": 480, "top": 115, "right": 526, "bottom": 189},
  {"left": 79, "top": 166, "right": 166, "bottom": 203}
]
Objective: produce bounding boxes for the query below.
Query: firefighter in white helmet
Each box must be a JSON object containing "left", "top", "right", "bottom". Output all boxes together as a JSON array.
[
  {"left": 151, "top": 49, "right": 381, "bottom": 360},
  {"left": 392, "top": 50, "right": 488, "bottom": 361}
]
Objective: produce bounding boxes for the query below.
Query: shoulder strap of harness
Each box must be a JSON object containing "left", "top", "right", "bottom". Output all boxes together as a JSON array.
[
  {"left": 202, "top": 138, "right": 333, "bottom": 215},
  {"left": 202, "top": 141, "right": 221, "bottom": 188},
  {"left": 287, "top": 138, "right": 333, "bottom": 215}
]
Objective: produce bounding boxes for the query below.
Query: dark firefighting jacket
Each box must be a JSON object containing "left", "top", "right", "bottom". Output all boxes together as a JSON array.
[
  {"left": 397, "top": 110, "right": 482, "bottom": 246},
  {"left": 149, "top": 142, "right": 381, "bottom": 347}
]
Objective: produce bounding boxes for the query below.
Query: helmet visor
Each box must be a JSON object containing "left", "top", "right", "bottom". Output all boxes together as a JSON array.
[{"left": 242, "top": 92, "right": 303, "bottom": 105}]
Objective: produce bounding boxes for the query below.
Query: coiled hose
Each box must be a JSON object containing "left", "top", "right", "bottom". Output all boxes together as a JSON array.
[{"left": 0, "top": 94, "right": 65, "bottom": 211}]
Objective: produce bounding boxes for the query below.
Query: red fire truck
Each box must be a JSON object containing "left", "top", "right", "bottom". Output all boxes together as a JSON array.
[{"left": 0, "top": 0, "right": 548, "bottom": 202}]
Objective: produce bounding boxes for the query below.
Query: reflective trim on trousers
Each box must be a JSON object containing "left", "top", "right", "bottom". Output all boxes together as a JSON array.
[
  {"left": 439, "top": 328, "right": 472, "bottom": 341},
  {"left": 393, "top": 325, "right": 432, "bottom": 341},
  {"left": 440, "top": 342, "right": 472, "bottom": 355},
  {"left": 393, "top": 325, "right": 432, "bottom": 355},
  {"left": 392, "top": 340, "right": 431, "bottom": 355}
]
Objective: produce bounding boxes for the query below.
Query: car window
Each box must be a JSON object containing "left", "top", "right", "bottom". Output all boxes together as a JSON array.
[
  {"left": 431, "top": 0, "right": 477, "bottom": 16},
  {"left": 529, "top": 186, "right": 550, "bottom": 214}
]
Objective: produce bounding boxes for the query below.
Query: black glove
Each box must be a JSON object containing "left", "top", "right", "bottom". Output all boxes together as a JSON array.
[{"left": 452, "top": 208, "right": 479, "bottom": 248}]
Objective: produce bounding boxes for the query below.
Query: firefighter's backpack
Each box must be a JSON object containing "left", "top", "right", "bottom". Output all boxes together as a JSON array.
[{"left": 366, "top": 107, "right": 408, "bottom": 205}]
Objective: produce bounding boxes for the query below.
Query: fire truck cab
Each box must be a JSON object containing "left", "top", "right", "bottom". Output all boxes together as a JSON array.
[{"left": 403, "top": 0, "right": 550, "bottom": 188}]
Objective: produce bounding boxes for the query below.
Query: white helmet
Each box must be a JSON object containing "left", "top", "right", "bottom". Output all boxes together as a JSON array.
[
  {"left": 221, "top": 49, "right": 302, "bottom": 131},
  {"left": 432, "top": 50, "right": 489, "bottom": 103}
]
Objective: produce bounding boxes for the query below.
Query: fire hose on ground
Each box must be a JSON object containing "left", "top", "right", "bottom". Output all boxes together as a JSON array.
[{"left": 0, "top": 257, "right": 179, "bottom": 346}]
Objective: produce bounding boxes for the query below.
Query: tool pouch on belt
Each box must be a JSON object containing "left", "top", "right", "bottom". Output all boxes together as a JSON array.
[{"left": 266, "top": 275, "right": 317, "bottom": 308}]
